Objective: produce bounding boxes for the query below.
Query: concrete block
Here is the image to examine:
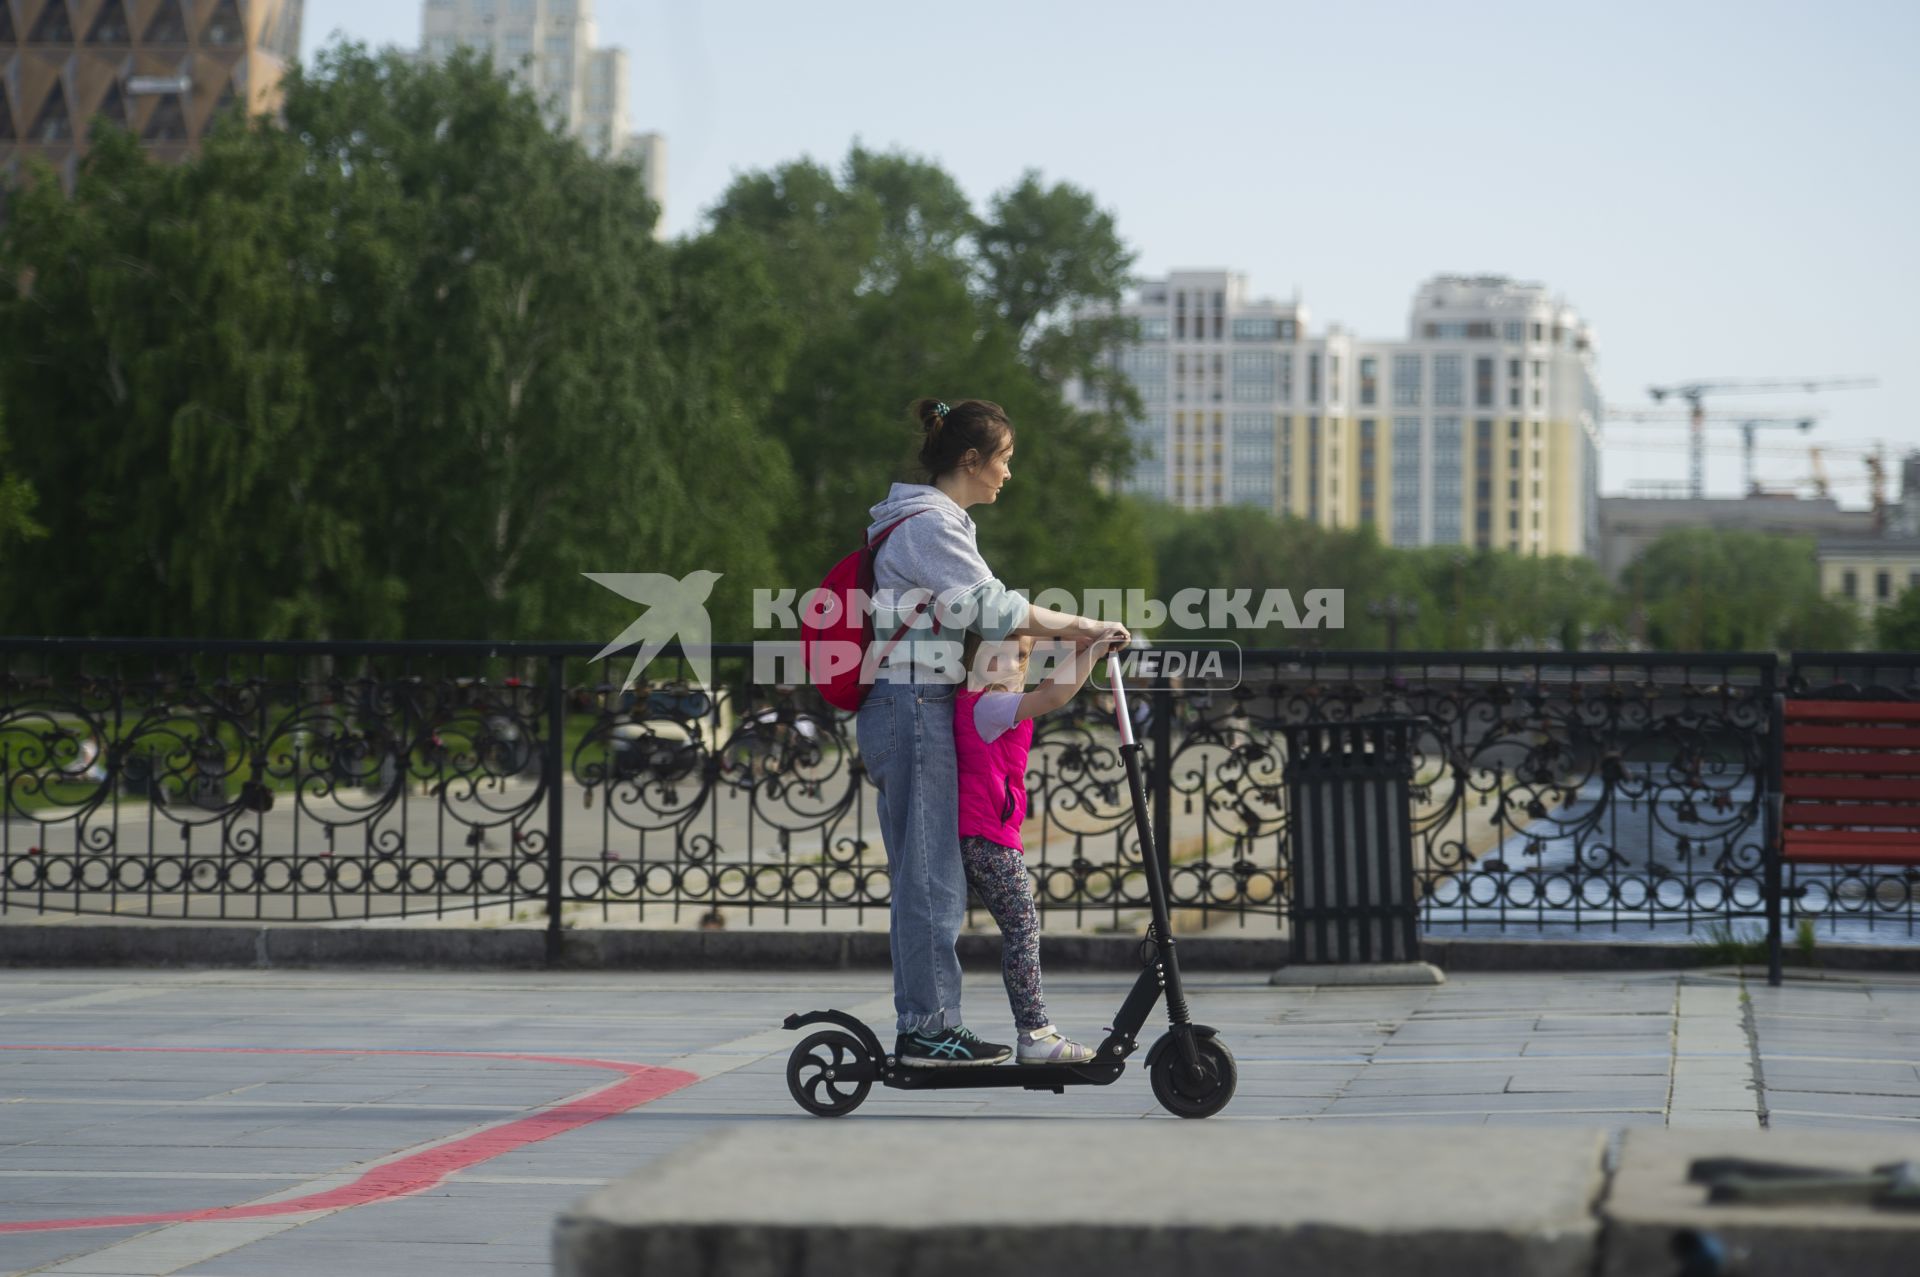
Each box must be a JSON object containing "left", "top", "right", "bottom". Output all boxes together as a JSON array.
[
  {"left": 1601, "top": 1128, "right": 1920, "bottom": 1276},
  {"left": 554, "top": 1123, "right": 1606, "bottom": 1277}
]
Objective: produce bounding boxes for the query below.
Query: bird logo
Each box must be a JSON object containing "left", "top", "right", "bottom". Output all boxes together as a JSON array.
[{"left": 585, "top": 569, "right": 724, "bottom": 690}]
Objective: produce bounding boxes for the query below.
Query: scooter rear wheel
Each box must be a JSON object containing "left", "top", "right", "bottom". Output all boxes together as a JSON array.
[
  {"left": 786, "top": 1029, "right": 874, "bottom": 1117},
  {"left": 1149, "top": 1035, "right": 1237, "bottom": 1118}
]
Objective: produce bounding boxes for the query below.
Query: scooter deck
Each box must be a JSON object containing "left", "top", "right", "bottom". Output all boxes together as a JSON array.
[{"left": 884, "top": 1059, "right": 1126, "bottom": 1091}]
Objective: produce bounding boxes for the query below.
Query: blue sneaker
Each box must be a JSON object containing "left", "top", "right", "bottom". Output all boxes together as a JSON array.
[{"left": 895, "top": 1025, "right": 1011, "bottom": 1068}]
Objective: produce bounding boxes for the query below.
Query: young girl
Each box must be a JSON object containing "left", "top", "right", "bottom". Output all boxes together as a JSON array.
[{"left": 956, "top": 628, "right": 1125, "bottom": 1064}]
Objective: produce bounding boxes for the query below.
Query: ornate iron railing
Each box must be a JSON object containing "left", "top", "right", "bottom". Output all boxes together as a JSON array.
[
  {"left": 2, "top": 639, "right": 1912, "bottom": 950},
  {"left": 1171, "top": 651, "right": 1780, "bottom": 939}
]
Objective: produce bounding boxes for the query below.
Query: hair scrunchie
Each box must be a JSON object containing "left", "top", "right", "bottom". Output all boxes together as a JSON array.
[{"left": 934, "top": 402, "right": 950, "bottom": 418}]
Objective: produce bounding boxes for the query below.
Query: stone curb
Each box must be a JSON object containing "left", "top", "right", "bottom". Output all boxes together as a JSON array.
[
  {"left": 3, "top": 923, "right": 1916, "bottom": 975},
  {"left": 1423, "top": 936, "right": 1920, "bottom": 976},
  {"left": 554, "top": 1125, "right": 1608, "bottom": 1277},
  {"left": 0, "top": 924, "right": 1272, "bottom": 971},
  {"left": 552, "top": 1125, "right": 1920, "bottom": 1277}
]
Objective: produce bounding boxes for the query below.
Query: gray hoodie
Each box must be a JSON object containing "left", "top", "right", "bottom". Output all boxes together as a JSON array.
[{"left": 866, "top": 483, "right": 1029, "bottom": 675}]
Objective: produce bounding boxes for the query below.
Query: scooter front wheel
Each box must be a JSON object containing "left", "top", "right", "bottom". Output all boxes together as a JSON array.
[
  {"left": 1149, "top": 1035, "right": 1237, "bottom": 1118},
  {"left": 786, "top": 1029, "right": 874, "bottom": 1117}
]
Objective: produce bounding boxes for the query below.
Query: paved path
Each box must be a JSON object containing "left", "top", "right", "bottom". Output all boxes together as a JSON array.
[{"left": 2, "top": 966, "right": 1916, "bottom": 1275}]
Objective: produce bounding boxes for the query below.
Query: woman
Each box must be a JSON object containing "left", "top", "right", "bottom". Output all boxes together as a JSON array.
[{"left": 859, "top": 397, "right": 1125, "bottom": 1067}]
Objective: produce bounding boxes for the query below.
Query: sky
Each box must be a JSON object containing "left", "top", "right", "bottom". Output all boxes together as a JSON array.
[{"left": 300, "top": 0, "right": 1919, "bottom": 505}]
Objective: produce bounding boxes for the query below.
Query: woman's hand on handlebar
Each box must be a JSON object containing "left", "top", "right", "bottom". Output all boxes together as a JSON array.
[
  {"left": 1014, "top": 605, "right": 1129, "bottom": 650},
  {"left": 1075, "top": 619, "right": 1130, "bottom": 651}
]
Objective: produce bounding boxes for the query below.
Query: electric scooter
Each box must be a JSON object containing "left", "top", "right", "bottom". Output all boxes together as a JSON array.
[{"left": 782, "top": 653, "right": 1237, "bottom": 1118}]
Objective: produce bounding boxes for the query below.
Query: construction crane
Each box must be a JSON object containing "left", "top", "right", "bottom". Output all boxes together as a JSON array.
[
  {"left": 1867, "top": 447, "right": 1890, "bottom": 531},
  {"left": 1646, "top": 377, "right": 1878, "bottom": 499},
  {"left": 1604, "top": 409, "right": 1824, "bottom": 497},
  {"left": 1603, "top": 406, "right": 1823, "bottom": 423},
  {"left": 1607, "top": 435, "right": 1881, "bottom": 499},
  {"left": 1613, "top": 439, "right": 1872, "bottom": 489},
  {"left": 1734, "top": 418, "right": 1818, "bottom": 496}
]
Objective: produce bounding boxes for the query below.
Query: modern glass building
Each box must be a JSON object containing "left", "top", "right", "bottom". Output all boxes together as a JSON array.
[{"left": 1073, "top": 272, "right": 1603, "bottom": 558}]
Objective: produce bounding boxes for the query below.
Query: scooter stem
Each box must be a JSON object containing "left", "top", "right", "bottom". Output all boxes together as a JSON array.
[{"left": 1108, "top": 655, "right": 1199, "bottom": 1067}]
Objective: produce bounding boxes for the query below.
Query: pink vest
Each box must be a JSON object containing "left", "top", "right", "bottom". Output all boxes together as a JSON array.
[{"left": 954, "top": 689, "right": 1033, "bottom": 850}]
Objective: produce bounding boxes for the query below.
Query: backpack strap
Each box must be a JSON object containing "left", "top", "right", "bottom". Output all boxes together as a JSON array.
[
  {"left": 863, "top": 511, "right": 944, "bottom": 664},
  {"left": 864, "top": 510, "right": 925, "bottom": 550},
  {"left": 871, "top": 599, "right": 933, "bottom": 669}
]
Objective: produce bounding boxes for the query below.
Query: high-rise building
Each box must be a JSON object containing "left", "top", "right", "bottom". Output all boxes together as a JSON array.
[
  {"left": 1, "top": 0, "right": 304, "bottom": 189},
  {"left": 422, "top": 0, "right": 589, "bottom": 138},
  {"left": 420, "top": 0, "right": 664, "bottom": 229},
  {"left": 611, "top": 124, "right": 662, "bottom": 227},
  {"left": 1073, "top": 272, "right": 1603, "bottom": 558}
]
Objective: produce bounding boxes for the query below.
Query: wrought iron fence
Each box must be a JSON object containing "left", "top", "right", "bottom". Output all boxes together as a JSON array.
[
  {"left": 2, "top": 639, "right": 1913, "bottom": 948},
  {"left": 1174, "top": 651, "right": 1779, "bottom": 939}
]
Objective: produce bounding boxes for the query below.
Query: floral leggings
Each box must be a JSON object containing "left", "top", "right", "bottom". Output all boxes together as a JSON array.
[{"left": 960, "top": 836, "right": 1048, "bottom": 1032}]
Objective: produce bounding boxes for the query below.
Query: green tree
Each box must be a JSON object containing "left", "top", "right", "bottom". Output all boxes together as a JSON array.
[
  {"left": 1, "top": 59, "right": 1151, "bottom": 644},
  {"left": 0, "top": 42, "right": 789, "bottom": 641},
  {"left": 845, "top": 146, "right": 977, "bottom": 285},
  {"left": 976, "top": 172, "right": 1133, "bottom": 355},
  {"left": 704, "top": 148, "right": 1150, "bottom": 616},
  {"left": 0, "top": 399, "right": 46, "bottom": 555},
  {"left": 281, "top": 44, "right": 788, "bottom": 641},
  {"left": 973, "top": 172, "right": 1140, "bottom": 469},
  {"left": 1476, "top": 552, "right": 1618, "bottom": 650},
  {"left": 1874, "top": 586, "right": 1920, "bottom": 650},
  {"left": 1622, "top": 528, "right": 1846, "bottom": 652},
  {"left": 1139, "top": 505, "right": 1401, "bottom": 649},
  {"left": 1134, "top": 513, "right": 1625, "bottom": 654},
  {"left": 0, "top": 122, "right": 340, "bottom": 637},
  {"left": 1782, "top": 592, "right": 1863, "bottom": 652}
]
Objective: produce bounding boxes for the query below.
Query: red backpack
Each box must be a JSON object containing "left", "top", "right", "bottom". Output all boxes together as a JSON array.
[{"left": 803, "top": 513, "right": 939, "bottom": 711}]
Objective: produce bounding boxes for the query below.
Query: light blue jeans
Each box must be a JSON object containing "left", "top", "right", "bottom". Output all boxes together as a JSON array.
[{"left": 857, "top": 674, "right": 965, "bottom": 1034}]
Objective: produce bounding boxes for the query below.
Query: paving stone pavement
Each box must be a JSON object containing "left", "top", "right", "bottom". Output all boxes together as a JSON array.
[{"left": 1, "top": 965, "right": 1916, "bottom": 1275}]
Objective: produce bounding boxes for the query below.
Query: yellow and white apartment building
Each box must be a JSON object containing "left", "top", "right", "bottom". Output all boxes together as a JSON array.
[{"left": 1078, "top": 272, "right": 1603, "bottom": 557}]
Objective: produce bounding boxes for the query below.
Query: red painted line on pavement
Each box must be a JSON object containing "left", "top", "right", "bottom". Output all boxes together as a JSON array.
[{"left": 0, "top": 1044, "right": 700, "bottom": 1235}]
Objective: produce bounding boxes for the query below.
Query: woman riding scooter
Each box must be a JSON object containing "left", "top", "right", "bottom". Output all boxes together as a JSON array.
[{"left": 859, "top": 397, "right": 1123, "bottom": 1067}]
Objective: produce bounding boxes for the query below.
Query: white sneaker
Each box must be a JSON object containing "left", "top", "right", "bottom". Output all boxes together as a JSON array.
[{"left": 1017, "top": 1025, "right": 1097, "bottom": 1065}]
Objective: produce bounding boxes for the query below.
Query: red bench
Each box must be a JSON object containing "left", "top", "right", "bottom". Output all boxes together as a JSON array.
[{"left": 1768, "top": 697, "right": 1920, "bottom": 984}]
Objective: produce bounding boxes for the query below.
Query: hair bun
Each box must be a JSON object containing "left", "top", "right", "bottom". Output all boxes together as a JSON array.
[{"left": 911, "top": 397, "right": 1011, "bottom": 480}]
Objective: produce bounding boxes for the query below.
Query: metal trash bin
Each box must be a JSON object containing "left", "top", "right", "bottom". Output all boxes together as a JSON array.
[{"left": 1281, "top": 718, "right": 1424, "bottom": 965}]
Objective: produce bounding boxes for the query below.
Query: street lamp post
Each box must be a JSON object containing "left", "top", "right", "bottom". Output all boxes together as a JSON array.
[{"left": 1367, "top": 594, "right": 1419, "bottom": 653}]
